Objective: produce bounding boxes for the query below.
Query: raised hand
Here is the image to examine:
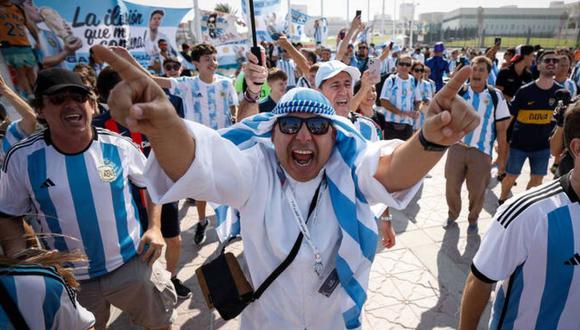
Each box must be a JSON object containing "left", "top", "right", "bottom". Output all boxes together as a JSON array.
[
  {"left": 244, "top": 49, "right": 267, "bottom": 94},
  {"left": 422, "top": 66, "right": 480, "bottom": 146},
  {"left": 91, "top": 45, "right": 179, "bottom": 136}
]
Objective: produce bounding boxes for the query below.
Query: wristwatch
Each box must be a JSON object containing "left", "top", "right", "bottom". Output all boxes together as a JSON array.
[
  {"left": 419, "top": 130, "right": 449, "bottom": 152},
  {"left": 379, "top": 215, "right": 393, "bottom": 222}
]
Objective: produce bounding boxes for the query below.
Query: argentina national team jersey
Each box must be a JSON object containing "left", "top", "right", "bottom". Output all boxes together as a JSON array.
[
  {"left": 460, "top": 85, "right": 511, "bottom": 156},
  {"left": 0, "top": 264, "right": 95, "bottom": 329},
  {"left": 276, "top": 59, "right": 297, "bottom": 87},
  {"left": 0, "top": 128, "right": 147, "bottom": 280},
  {"left": 349, "top": 113, "right": 380, "bottom": 142},
  {"left": 169, "top": 76, "right": 239, "bottom": 130},
  {"left": 472, "top": 173, "right": 580, "bottom": 330},
  {"left": 1, "top": 121, "right": 26, "bottom": 165},
  {"left": 380, "top": 74, "right": 421, "bottom": 126},
  {"left": 559, "top": 78, "right": 577, "bottom": 98}
]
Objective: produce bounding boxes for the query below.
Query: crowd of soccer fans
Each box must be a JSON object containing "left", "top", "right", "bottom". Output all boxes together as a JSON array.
[{"left": 1, "top": 10, "right": 580, "bottom": 330}]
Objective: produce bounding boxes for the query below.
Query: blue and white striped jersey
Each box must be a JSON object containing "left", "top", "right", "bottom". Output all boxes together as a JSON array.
[
  {"left": 380, "top": 56, "right": 396, "bottom": 75},
  {"left": 472, "top": 173, "right": 580, "bottom": 330},
  {"left": 459, "top": 85, "right": 511, "bottom": 156},
  {"left": 413, "top": 80, "right": 434, "bottom": 130},
  {"left": 1, "top": 120, "right": 27, "bottom": 166},
  {"left": 0, "top": 264, "right": 95, "bottom": 330},
  {"left": 379, "top": 74, "right": 421, "bottom": 126},
  {"left": 572, "top": 62, "right": 580, "bottom": 90},
  {"left": 488, "top": 62, "right": 499, "bottom": 86},
  {"left": 169, "top": 75, "right": 238, "bottom": 130},
  {"left": 558, "top": 78, "right": 577, "bottom": 98},
  {"left": 0, "top": 128, "right": 147, "bottom": 280},
  {"left": 276, "top": 59, "right": 297, "bottom": 87},
  {"left": 348, "top": 113, "right": 380, "bottom": 142}
]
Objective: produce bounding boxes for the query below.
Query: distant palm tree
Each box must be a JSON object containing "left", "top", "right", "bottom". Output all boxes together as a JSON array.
[{"left": 215, "top": 3, "right": 237, "bottom": 16}]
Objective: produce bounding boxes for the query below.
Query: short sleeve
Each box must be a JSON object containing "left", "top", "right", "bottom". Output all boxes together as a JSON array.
[
  {"left": 121, "top": 140, "right": 147, "bottom": 188},
  {"left": 0, "top": 153, "right": 32, "bottom": 217},
  {"left": 509, "top": 88, "right": 523, "bottom": 116},
  {"left": 494, "top": 91, "right": 511, "bottom": 121},
  {"left": 472, "top": 204, "right": 532, "bottom": 282},
  {"left": 168, "top": 76, "right": 194, "bottom": 97},
  {"left": 380, "top": 77, "right": 394, "bottom": 101}
]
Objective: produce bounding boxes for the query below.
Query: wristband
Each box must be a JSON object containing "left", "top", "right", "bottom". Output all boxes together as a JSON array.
[
  {"left": 379, "top": 215, "right": 392, "bottom": 222},
  {"left": 418, "top": 129, "right": 448, "bottom": 152}
]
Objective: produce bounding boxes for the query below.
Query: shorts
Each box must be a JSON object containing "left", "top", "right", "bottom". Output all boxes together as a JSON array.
[
  {"left": 77, "top": 256, "right": 177, "bottom": 329},
  {"left": 506, "top": 147, "right": 550, "bottom": 176},
  {"left": 1, "top": 46, "right": 37, "bottom": 68},
  {"left": 384, "top": 122, "right": 413, "bottom": 141}
]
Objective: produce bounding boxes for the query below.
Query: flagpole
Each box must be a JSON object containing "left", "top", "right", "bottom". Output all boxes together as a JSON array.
[
  {"left": 321, "top": 0, "right": 324, "bottom": 17},
  {"left": 193, "top": 0, "right": 201, "bottom": 43}
]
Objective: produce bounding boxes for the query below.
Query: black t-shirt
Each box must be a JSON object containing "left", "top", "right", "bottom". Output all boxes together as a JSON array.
[
  {"left": 259, "top": 95, "right": 277, "bottom": 113},
  {"left": 509, "top": 82, "right": 559, "bottom": 151},
  {"left": 495, "top": 64, "right": 533, "bottom": 99}
]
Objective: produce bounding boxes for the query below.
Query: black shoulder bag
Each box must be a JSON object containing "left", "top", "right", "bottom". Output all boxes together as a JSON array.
[{"left": 196, "top": 182, "right": 323, "bottom": 320}]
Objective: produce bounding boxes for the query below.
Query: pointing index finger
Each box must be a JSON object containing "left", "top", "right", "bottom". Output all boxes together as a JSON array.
[
  {"left": 91, "top": 45, "right": 147, "bottom": 82},
  {"left": 435, "top": 66, "right": 472, "bottom": 102}
]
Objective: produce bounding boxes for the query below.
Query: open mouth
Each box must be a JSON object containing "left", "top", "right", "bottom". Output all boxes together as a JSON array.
[
  {"left": 64, "top": 113, "right": 83, "bottom": 123},
  {"left": 336, "top": 99, "right": 348, "bottom": 106},
  {"left": 292, "top": 149, "right": 314, "bottom": 167}
]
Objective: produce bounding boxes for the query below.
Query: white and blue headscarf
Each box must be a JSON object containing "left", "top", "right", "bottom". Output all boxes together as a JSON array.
[{"left": 214, "top": 88, "right": 378, "bottom": 328}]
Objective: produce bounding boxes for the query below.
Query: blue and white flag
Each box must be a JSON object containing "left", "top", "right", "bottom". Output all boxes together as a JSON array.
[
  {"left": 240, "top": 0, "right": 284, "bottom": 42},
  {"left": 285, "top": 9, "right": 309, "bottom": 41},
  {"left": 311, "top": 17, "right": 328, "bottom": 44},
  {"left": 200, "top": 10, "right": 244, "bottom": 45},
  {"left": 357, "top": 25, "right": 372, "bottom": 43}
]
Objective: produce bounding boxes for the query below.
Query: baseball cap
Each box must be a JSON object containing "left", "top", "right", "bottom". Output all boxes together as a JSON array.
[
  {"left": 34, "top": 68, "right": 91, "bottom": 98},
  {"left": 510, "top": 45, "right": 535, "bottom": 63},
  {"left": 315, "top": 60, "right": 361, "bottom": 88},
  {"left": 434, "top": 42, "right": 445, "bottom": 53}
]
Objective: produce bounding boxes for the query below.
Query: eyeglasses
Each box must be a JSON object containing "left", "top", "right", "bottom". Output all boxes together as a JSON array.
[
  {"left": 46, "top": 92, "right": 88, "bottom": 105},
  {"left": 164, "top": 64, "right": 181, "bottom": 71},
  {"left": 413, "top": 68, "right": 424, "bottom": 72},
  {"left": 277, "top": 116, "right": 332, "bottom": 135},
  {"left": 397, "top": 62, "right": 412, "bottom": 67},
  {"left": 542, "top": 58, "right": 559, "bottom": 64}
]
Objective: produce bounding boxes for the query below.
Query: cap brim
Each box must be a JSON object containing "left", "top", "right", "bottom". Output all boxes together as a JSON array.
[
  {"left": 317, "top": 66, "right": 361, "bottom": 88},
  {"left": 42, "top": 84, "right": 92, "bottom": 96}
]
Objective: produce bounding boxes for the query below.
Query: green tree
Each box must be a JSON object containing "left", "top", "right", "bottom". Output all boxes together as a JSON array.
[{"left": 214, "top": 3, "right": 237, "bottom": 15}]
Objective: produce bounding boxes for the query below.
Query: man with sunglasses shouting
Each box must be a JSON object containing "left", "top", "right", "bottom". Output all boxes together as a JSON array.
[
  {"left": 89, "top": 45, "right": 480, "bottom": 329},
  {"left": 0, "top": 68, "right": 177, "bottom": 329}
]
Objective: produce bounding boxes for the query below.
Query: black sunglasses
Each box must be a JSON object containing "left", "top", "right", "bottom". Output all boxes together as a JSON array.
[
  {"left": 398, "top": 62, "right": 412, "bottom": 67},
  {"left": 46, "top": 92, "right": 88, "bottom": 105},
  {"left": 277, "top": 116, "right": 332, "bottom": 135},
  {"left": 542, "top": 58, "right": 559, "bottom": 64},
  {"left": 164, "top": 63, "right": 181, "bottom": 71},
  {"left": 413, "top": 68, "right": 424, "bottom": 72}
]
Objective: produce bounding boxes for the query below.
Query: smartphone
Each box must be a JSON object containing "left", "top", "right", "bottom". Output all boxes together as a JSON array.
[
  {"left": 388, "top": 41, "right": 394, "bottom": 50},
  {"left": 368, "top": 57, "right": 381, "bottom": 82},
  {"left": 494, "top": 37, "right": 502, "bottom": 46},
  {"left": 355, "top": 10, "right": 362, "bottom": 18}
]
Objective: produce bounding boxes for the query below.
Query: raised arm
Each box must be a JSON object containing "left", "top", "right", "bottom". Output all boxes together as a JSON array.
[
  {"left": 336, "top": 15, "right": 362, "bottom": 63},
  {"left": 277, "top": 35, "right": 310, "bottom": 78},
  {"left": 0, "top": 74, "right": 36, "bottom": 134},
  {"left": 91, "top": 45, "right": 194, "bottom": 181},
  {"left": 237, "top": 50, "right": 268, "bottom": 121},
  {"left": 375, "top": 67, "right": 480, "bottom": 192}
]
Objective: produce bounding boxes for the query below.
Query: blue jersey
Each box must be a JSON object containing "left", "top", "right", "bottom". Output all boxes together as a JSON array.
[
  {"left": 0, "top": 264, "right": 95, "bottom": 329},
  {"left": 426, "top": 56, "right": 449, "bottom": 91},
  {"left": 379, "top": 74, "right": 421, "bottom": 126},
  {"left": 472, "top": 173, "right": 580, "bottom": 330},
  {"left": 0, "top": 128, "right": 148, "bottom": 280}
]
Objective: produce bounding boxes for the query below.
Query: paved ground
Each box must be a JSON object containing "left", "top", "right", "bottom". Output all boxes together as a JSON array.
[{"left": 109, "top": 152, "right": 536, "bottom": 330}]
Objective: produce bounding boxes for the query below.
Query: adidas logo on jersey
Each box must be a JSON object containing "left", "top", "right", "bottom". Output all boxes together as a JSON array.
[
  {"left": 564, "top": 253, "right": 580, "bottom": 266},
  {"left": 40, "top": 178, "right": 55, "bottom": 188}
]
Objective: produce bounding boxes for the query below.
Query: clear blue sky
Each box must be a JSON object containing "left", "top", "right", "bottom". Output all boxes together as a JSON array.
[{"left": 130, "top": 0, "right": 576, "bottom": 21}]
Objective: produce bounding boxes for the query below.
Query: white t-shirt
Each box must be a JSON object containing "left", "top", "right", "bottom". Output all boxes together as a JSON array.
[
  {"left": 0, "top": 264, "right": 95, "bottom": 329},
  {"left": 0, "top": 128, "right": 147, "bottom": 280},
  {"left": 459, "top": 85, "right": 511, "bottom": 157},
  {"left": 169, "top": 76, "right": 238, "bottom": 130},
  {"left": 472, "top": 174, "right": 580, "bottom": 330},
  {"left": 380, "top": 74, "right": 421, "bottom": 126},
  {"left": 145, "top": 120, "right": 421, "bottom": 330}
]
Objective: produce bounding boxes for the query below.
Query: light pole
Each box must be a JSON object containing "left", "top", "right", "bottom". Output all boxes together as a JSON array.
[
  {"left": 321, "top": 0, "right": 324, "bottom": 17},
  {"left": 192, "top": 0, "right": 201, "bottom": 43}
]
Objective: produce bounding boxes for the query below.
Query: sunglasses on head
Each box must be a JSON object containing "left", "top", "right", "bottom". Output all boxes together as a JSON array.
[
  {"left": 277, "top": 116, "right": 332, "bottom": 135},
  {"left": 397, "top": 62, "right": 412, "bottom": 67},
  {"left": 164, "top": 63, "right": 181, "bottom": 71},
  {"left": 542, "top": 58, "right": 559, "bottom": 64},
  {"left": 46, "top": 92, "right": 88, "bottom": 105}
]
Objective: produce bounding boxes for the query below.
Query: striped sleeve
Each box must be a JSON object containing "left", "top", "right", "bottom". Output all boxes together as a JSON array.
[
  {"left": 380, "top": 77, "right": 394, "bottom": 101},
  {"left": 0, "top": 147, "right": 31, "bottom": 217}
]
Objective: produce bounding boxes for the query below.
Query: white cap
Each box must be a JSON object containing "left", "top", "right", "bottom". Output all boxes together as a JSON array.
[{"left": 315, "top": 60, "right": 361, "bottom": 88}]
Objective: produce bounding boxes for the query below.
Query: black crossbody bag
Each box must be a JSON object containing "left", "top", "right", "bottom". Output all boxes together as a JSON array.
[{"left": 196, "top": 182, "right": 323, "bottom": 320}]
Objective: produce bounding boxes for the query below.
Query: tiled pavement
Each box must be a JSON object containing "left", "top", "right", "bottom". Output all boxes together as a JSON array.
[{"left": 110, "top": 153, "right": 536, "bottom": 329}]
